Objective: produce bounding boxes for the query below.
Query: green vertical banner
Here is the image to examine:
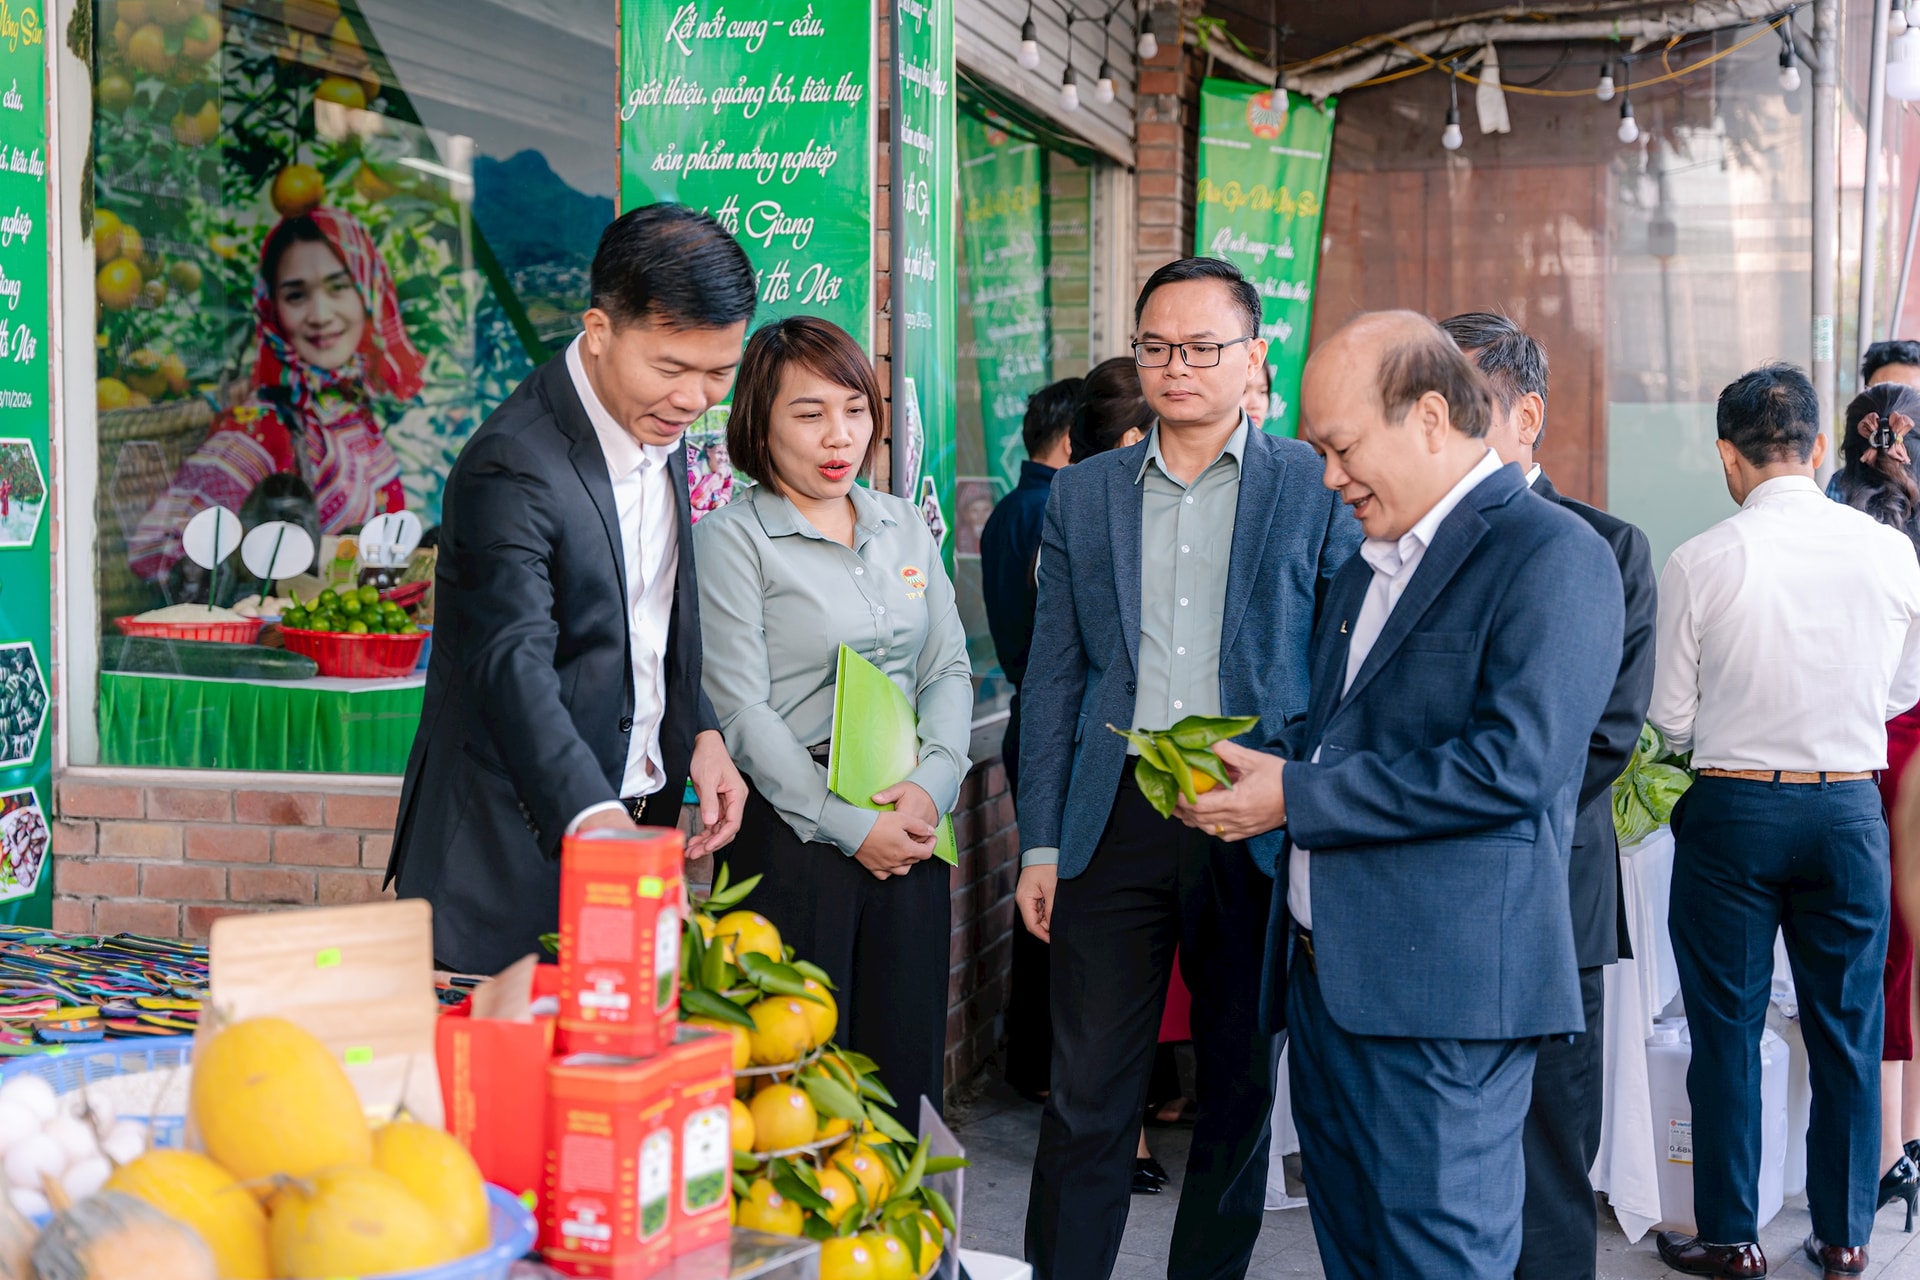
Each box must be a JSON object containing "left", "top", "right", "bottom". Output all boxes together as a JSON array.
[
  {"left": 891, "top": 0, "right": 957, "bottom": 568},
  {"left": 1194, "top": 81, "right": 1335, "bottom": 438},
  {"left": 0, "top": 10, "right": 52, "bottom": 926},
  {"left": 959, "top": 114, "right": 1048, "bottom": 495},
  {"left": 619, "top": 1, "right": 875, "bottom": 345}
]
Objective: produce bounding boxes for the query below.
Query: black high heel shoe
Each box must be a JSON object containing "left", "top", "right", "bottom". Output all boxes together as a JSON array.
[{"left": 1880, "top": 1155, "right": 1920, "bottom": 1232}]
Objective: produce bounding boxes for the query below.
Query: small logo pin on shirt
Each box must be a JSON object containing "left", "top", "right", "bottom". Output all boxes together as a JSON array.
[{"left": 1340, "top": 619, "right": 1349, "bottom": 634}]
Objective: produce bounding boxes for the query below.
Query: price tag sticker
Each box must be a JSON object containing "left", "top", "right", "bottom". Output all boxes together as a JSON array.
[
  {"left": 314, "top": 948, "right": 342, "bottom": 969},
  {"left": 344, "top": 1046, "right": 373, "bottom": 1066}
]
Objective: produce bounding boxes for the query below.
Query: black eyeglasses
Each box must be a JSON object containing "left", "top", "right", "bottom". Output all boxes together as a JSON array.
[{"left": 1132, "top": 336, "right": 1254, "bottom": 369}]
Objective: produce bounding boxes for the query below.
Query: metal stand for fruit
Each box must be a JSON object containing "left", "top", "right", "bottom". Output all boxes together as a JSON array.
[{"left": 508, "top": 1231, "right": 818, "bottom": 1280}]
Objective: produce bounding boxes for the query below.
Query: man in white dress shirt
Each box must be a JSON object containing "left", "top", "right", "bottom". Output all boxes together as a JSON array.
[
  {"left": 1651, "top": 363, "right": 1920, "bottom": 1280},
  {"left": 390, "top": 205, "right": 748, "bottom": 973}
]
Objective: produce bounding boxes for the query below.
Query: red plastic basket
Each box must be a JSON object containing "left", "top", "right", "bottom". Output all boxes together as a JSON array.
[
  {"left": 279, "top": 628, "right": 428, "bottom": 678},
  {"left": 114, "top": 615, "right": 265, "bottom": 644}
]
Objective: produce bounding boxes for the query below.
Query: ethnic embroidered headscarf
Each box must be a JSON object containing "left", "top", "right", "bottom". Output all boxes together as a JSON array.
[{"left": 250, "top": 206, "right": 425, "bottom": 424}]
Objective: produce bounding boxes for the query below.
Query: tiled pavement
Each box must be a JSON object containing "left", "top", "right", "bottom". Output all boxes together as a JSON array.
[{"left": 950, "top": 1073, "right": 1920, "bottom": 1278}]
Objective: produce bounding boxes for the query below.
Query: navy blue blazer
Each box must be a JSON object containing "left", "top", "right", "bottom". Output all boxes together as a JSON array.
[
  {"left": 1266, "top": 464, "right": 1624, "bottom": 1042},
  {"left": 1018, "top": 428, "right": 1361, "bottom": 878}
]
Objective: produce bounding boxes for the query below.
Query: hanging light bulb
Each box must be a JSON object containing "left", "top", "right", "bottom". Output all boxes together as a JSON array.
[
  {"left": 1778, "top": 43, "right": 1801, "bottom": 91},
  {"left": 1018, "top": 7, "right": 1041, "bottom": 70},
  {"left": 1138, "top": 10, "right": 1158, "bottom": 61},
  {"left": 1094, "top": 59, "right": 1116, "bottom": 104},
  {"left": 1272, "top": 72, "right": 1291, "bottom": 123},
  {"left": 1440, "top": 65, "right": 1462, "bottom": 151},
  {"left": 1892, "top": 27, "right": 1920, "bottom": 99},
  {"left": 1894, "top": 1, "right": 1911, "bottom": 38},
  {"left": 1596, "top": 61, "right": 1616, "bottom": 101},
  {"left": 1061, "top": 66, "right": 1080, "bottom": 111},
  {"left": 1617, "top": 97, "right": 1639, "bottom": 144}
]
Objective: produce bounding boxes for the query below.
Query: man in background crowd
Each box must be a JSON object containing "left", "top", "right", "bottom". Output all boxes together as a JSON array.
[
  {"left": 1867, "top": 341, "right": 1920, "bottom": 392},
  {"left": 1652, "top": 364, "right": 1920, "bottom": 1280},
  {"left": 1180, "top": 310, "right": 1623, "bottom": 1277},
  {"left": 983, "top": 376, "right": 1084, "bottom": 1102},
  {"left": 1016, "top": 257, "right": 1358, "bottom": 1280},
  {"left": 1440, "top": 312, "right": 1657, "bottom": 1280}
]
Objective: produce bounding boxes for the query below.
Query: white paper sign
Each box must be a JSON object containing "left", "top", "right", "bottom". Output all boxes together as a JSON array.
[
  {"left": 180, "top": 506, "right": 241, "bottom": 570},
  {"left": 240, "top": 520, "right": 316, "bottom": 581},
  {"left": 359, "top": 511, "right": 422, "bottom": 568}
]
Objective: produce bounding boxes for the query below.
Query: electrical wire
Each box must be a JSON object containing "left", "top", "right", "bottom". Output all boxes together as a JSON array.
[{"left": 1351, "top": 14, "right": 1787, "bottom": 94}]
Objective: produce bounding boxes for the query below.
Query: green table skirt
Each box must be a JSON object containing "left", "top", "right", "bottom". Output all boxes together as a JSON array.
[{"left": 99, "top": 672, "right": 424, "bottom": 774}]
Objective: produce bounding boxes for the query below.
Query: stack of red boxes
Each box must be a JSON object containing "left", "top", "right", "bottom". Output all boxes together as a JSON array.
[{"left": 435, "top": 826, "right": 735, "bottom": 1278}]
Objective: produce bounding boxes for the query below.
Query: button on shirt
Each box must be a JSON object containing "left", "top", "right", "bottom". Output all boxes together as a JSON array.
[
  {"left": 1288, "top": 448, "right": 1507, "bottom": 929},
  {"left": 1133, "top": 420, "right": 1248, "bottom": 732},
  {"left": 1649, "top": 474, "right": 1920, "bottom": 771},
  {"left": 695, "top": 483, "right": 974, "bottom": 855},
  {"left": 563, "top": 336, "right": 679, "bottom": 832}
]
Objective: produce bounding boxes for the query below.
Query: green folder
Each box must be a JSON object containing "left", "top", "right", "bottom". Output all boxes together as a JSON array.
[{"left": 827, "top": 644, "right": 958, "bottom": 865}]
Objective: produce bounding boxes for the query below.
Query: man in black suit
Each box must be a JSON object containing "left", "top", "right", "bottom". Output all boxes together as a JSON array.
[
  {"left": 388, "top": 205, "right": 750, "bottom": 974},
  {"left": 1440, "top": 313, "right": 1656, "bottom": 1279}
]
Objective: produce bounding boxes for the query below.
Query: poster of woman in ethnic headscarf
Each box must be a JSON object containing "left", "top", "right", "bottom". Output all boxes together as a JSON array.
[{"left": 92, "top": 0, "right": 543, "bottom": 607}]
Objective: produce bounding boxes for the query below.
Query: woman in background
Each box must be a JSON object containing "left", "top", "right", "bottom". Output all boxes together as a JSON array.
[
  {"left": 130, "top": 208, "right": 424, "bottom": 583},
  {"left": 1832, "top": 379, "right": 1920, "bottom": 1226},
  {"left": 1242, "top": 359, "right": 1273, "bottom": 430},
  {"left": 696, "top": 316, "right": 971, "bottom": 1118}
]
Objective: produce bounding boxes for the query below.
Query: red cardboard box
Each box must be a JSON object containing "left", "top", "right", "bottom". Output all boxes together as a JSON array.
[
  {"left": 558, "top": 828, "right": 684, "bottom": 1057},
  {"left": 542, "top": 1053, "right": 679, "bottom": 1278},
  {"left": 666, "top": 1028, "right": 735, "bottom": 1255},
  {"left": 436, "top": 962, "right": 562, "bottom": 1215}
]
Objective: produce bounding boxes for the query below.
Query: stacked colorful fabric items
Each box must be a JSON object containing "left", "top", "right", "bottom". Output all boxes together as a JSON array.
[{"left": 0, "top": 927, "right": 206, "bottom": 1051}]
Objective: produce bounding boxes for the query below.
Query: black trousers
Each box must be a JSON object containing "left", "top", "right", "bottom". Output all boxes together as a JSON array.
[
  {"left": 721, "top": 783, "right": 951, "bottom": 1121},
  {"left": 1025, "top": 773, "right": 1276, "bottom": 1280},
  {"left": 1517, "top": 965, "right": 1605, "bottom": 1280},
  {"left": 1669, "top": 775, "right": 1888, "bottom": 1246}
]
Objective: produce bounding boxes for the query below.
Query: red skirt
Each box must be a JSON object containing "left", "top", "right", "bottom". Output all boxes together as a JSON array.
[
  {"left": 1160, "top": 948, "right": 1192, "bottom": 1043},
  {"left": 1884, "top": 708, "right": 1920, "bottom": 1060}
]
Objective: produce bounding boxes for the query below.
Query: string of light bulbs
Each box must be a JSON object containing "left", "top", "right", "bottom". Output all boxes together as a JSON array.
[{"left": 1016, "top": 1, "right": 1156, "bottom": 112}]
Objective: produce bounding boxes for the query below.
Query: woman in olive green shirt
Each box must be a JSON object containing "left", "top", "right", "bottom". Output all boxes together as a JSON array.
[{"left": 694, "top": 316, "right": 972, "bottom": 1118}]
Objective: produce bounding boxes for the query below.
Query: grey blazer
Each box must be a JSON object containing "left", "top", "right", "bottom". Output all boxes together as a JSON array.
[{"left": 1017, "top": 428, "right": 1361, "bottom": 878}]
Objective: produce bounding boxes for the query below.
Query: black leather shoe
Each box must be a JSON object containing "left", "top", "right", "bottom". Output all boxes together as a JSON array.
[
  {"left": 1135, "top": 1156, "right": 1170, "bottom": 1188},
  {"left": 1129, "top": 1161, "right": 1162, "bottom": 1195},
  {"left": 1655, "top": 1232, "right": 1768, "bottom": 1278},
  {"left": 1880, "top": 1155, "right": 1919, "bottom": 1232},
  {"left": 1804, "top": 1234, "right": 1867, "bottom": 1278}
]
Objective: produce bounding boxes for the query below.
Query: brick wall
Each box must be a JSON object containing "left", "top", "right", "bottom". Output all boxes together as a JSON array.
[
  {"left": 944, "top": 754, "right": 1017, "bottom": 1093},
  {"left": 51, "top": 778, "right": 397, "bottom": 938},
  {"left": 1134, "top": 0, "right": 1198, "bottom": 297}
]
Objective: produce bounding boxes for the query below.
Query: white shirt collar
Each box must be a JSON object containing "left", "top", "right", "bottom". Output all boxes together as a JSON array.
[
  {"left": 567, "top": 336, "right": 678, "bottom": 480},
  {"left": 1361, "top": 448, "right": 1505, "bottom": 578},
  {"left": 1525, "top": 463, "right": 1542, "bottom": 488},
  {"left": 1741, "top": 473, "right": 1823, "bottom": 508}
]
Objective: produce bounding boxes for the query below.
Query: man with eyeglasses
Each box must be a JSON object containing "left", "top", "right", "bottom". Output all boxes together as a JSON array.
[{"left": 1016, "top": 256, "right": 1360, "bottom": 1280}]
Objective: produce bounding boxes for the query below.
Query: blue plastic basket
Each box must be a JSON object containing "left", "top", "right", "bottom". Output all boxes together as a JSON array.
[{"left": 0, "top": 1035, "right": 539, "bottom": 1278}]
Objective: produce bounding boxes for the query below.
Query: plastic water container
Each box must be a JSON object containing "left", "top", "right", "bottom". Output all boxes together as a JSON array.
[{"left": 1646, "top": 1017, "right": 1790, "bottom": 1233}]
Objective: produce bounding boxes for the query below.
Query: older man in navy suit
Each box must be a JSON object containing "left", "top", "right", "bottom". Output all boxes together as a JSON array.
[
  {"left": 1015, "top": 257, "right": 1359, "bottom": 1280},
  {"left": 1180, "top": 310, "right": 1624, "bottom": 1278}
]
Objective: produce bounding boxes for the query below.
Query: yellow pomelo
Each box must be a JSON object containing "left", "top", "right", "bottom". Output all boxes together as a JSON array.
[
  {"left": 371, "top": 1119, "right": 489, "bottom": 1255},
  {"left": 799, "top": 978, "right": 838, "bottom": 1047},
  {"left": 918, "top": 1212, "right": 945, "bottom": 1270},
  {"left": 820, "top": 1235, "right": 879, "bottom": 1280},
  {"left": 813, "top": 1164, "right": 859, "bottom": 1226},
  {"left": 748, "top": 1083, "right": 816, "bottom": 1153},
  {"left": 714, "top": 910, "right": 781, "bottom": 964},
  {"left": 688, "top": 1016, "right": 751, "bottom": 1071},
  {"left": 105, "top": 1150, "right": 270, "bottom": 1279},
  {"left": 268, "top": 1165, "right": 456, "bottom": 1277},
  {"left": 816, "top": 1112, "right": 853, "bottom": 1141},
  {"left": 730, "top": 1098, "right": 755, "bottom": 1154},
  {"left": 747, "top": 998, "right": 812, "bottom": 1065},
  {"left": 734, "top": 1178, "right": 801, "bottom": 1235},
  {"left": 869, "top": 1231, "right": 917, "bottom": 1280},
  {"left": 832, "top": 1143, "right": 893, "bottom": 1206},
  {"left": 191, "top": 1016, "right": 372, "bottom": 1190}
]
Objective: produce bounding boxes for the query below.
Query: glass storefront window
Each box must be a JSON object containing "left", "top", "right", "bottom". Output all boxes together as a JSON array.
[
  {"left": 82, "top": 0, "right": 614, "bottom": 772},
  {"left": 952, "top": 106, "right": 1101, "bottom": 724}
]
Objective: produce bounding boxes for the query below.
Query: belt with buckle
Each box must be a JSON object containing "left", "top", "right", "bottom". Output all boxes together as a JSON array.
[
  {"left": 1294, "top": 927, "right": 1315, "bottom": 973},
  {"left": 1697, "top": 768, "right": 1873, "bottom": 784}
]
